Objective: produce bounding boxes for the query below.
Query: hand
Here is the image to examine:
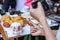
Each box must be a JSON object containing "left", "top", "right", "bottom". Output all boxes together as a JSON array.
[
  {"left": 30, "top": 2, "right": 46, "bottom": 22},
  {"left": 31, "top": 26, "right": 44, "bottom": 36},
  {"left": 28, "top": 20, "right": 44, "bottom": 36}
]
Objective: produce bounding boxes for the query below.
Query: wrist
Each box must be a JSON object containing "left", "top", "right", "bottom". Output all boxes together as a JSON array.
[{"left": 39, "top": 18, "right": 49, "bottom": 28}]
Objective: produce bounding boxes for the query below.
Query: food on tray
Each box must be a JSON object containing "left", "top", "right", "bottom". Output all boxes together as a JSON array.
[
  {"left": 1, "top": 15, "right": 11, "bottom": 22},
  {"left": 1, "top": 14, "right": 40, "bottom": 28},
  {"left": 1, "top": 14, "right": 27, "bottom": 27},
  {"left": 11, "top": 16, "right": 27, "bottom": 27},
  {"left": 8, "top": 20, "right": 13, "bottom": 25},
  {"left": 11, "top": 16, "right": 22, "bottom": 22},
  {"left": 17, "top": 20, "right": 24, "bottom": 26},
  {"left": 3, "top": 22, "right": 10, "bottom": 28}
]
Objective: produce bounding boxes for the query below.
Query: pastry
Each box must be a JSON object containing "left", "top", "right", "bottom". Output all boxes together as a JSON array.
[{"left": 3, "top": 22, "right": 10, "bottom": 28}]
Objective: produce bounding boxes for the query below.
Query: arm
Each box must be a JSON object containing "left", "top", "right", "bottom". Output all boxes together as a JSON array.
[
  {"left": 40, "top": 30, "right": 57, "bottom": 36},
  {"left": 30, "top": 2, "right": 56, "bottom": 40},
  {"left": 38, "top": 16, "right": 56, "bottom": 40}
]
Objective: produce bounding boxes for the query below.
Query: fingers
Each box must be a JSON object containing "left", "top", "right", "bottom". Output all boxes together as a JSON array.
[
  {"left": 31, "top": 28, "right": 37, "bottom": 33},
  {"left": 27, "top": 20, "right": 38, "bottom": 28},
  {"left": 27, "top": 20, "right": 33, "bottom": 26},
  {"left": 30, "top": 22, "right": 42, "bottom": 36},
  {"left": 31, "top": 29, "right": 41, "bottom": 36},
  {"left": 30, "top": 26, "right": 38, "bottom": 34}
]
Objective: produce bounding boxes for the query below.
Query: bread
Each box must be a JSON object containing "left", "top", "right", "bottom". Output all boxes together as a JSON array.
[
  {"left": 1, "top": 14, "right": 27, "bottom": 27},
  {"left": 1, "top": 15, "right": 11, "bottom": 22},
  {"left": 3, "top": 22, "right": 10, "bottom": 28}
]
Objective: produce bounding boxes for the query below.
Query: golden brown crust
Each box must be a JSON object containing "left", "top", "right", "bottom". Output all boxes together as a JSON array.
[
  {"left": 3, "top": 22, "right": 10, "bottom": 28},
  {"left": 1, "top": 15, "right": 28, "bottom": 27}
]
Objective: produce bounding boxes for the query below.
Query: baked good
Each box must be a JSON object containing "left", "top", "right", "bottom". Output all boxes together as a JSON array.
[{"left": 3, "top": 22, "right": 10, "bottom": 28}]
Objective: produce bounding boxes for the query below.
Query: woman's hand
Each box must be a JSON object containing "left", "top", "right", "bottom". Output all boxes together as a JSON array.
[
  {"left": 28, "top": 20, "right": 44, "bottom": 36},
  {"left": 30, "top": 2, "right": 45, "bottom": 22}
]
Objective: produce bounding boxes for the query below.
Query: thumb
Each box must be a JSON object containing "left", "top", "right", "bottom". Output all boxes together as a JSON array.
[{"left": 37, "top": 2, "right": 42, "bottom": 8}]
